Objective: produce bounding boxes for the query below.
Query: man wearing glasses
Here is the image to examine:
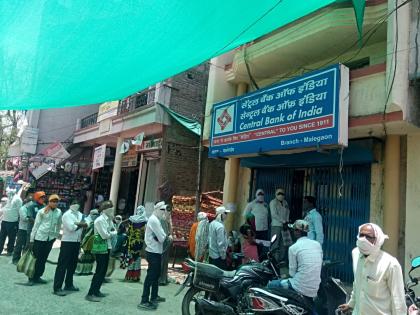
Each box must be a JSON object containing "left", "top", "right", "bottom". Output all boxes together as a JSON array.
[
  {"left": 27, "top": 194, "right": 63, "bottom": 286},
  {"left": 338, "top": 223, "right": 406, "bottom": 315}
]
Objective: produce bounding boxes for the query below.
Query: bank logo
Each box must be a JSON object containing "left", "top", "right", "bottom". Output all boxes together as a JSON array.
[{"left": 214, "top": 104, "right": 234, "bottom": 134}]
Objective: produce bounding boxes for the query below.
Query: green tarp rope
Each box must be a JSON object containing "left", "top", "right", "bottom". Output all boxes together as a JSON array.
[{"left": 0, "top": 0, "right": 363, "bottom": 109}]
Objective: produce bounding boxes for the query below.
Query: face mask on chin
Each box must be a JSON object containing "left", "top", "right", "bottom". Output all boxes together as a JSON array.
[{"left": 356, "top": 236, "right": 376, "bottom": 256}]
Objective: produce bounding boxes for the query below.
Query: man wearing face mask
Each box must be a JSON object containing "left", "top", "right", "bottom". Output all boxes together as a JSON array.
[
  {"left": 338, "top": 223, "right": 407, "bottom": 315},
  {"left": 86, "top": 201, "right": 117, "bottom": 302},
  {"left": 138, "top": 201, "right": 171, "bottom": 310},
  {"left": 269, "top": 188, "right": 289, "bottom": 262},
  {"left": 0, "top": 186, "right": 25, "bottom": 255},
  {"left": 53, "top": 200, "right": 87, "bottom": 296},
  {"left": 303, "top": 196, "right": 324, "bottom": 245},
  {"left": 244, "top": 189, "right": 269, "bottom": 240},
  {"left": 208, "top": 206, "right": 231, "bottom": 270},
  {"left": 28, "top": 194, "right": 63, "bottom": 285}
]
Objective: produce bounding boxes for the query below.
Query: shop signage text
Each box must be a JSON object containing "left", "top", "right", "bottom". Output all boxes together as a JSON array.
[
  {"left": 135, "top": 138, "right": 163, "bottom": 152},
  {"left": 122, "top": 147, "right": 138, "bottom": 167},
  {"left": 93, "top": 144, "right": 106, "bottom": 170},
  {"left": 209, "top": 64, "right": 349, "bottom": 157},
  {"left": 97, "top": 101, "right": 119, "bottom": 122}
]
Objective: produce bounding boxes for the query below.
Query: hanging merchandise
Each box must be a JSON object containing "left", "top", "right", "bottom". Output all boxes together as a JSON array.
[
  {"left": 132, "top": 132, "right": 145, "bottom": 146},
  {"left": 64, "top": 162, "right": 72, "bottom": 173}
]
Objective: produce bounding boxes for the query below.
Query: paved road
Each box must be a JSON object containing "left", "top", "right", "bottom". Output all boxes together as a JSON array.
[{"left": 0, "top": 246, "right": 185, "bottom": 315}]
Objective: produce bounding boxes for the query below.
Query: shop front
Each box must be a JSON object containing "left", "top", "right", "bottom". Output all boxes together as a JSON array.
[
  {"left": 240, "top": 140, "right": 375, "bottom": 282},
  {"left": 208, "top": 64, "right": 365, "bottom": 282}
]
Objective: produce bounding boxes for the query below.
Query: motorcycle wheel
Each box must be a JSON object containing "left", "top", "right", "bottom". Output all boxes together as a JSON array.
[{"left": 181, "top": 287, "right": 207, "bottom": 315}]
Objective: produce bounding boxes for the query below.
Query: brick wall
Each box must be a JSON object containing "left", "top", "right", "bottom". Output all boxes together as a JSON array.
[{"left": 167, "top": 63, "right": 209, "bottom": 121}]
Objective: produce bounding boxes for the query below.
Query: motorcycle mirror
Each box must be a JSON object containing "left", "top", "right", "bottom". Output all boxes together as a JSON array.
[
  {"left": 271, "top": 234, "right": 277, "bottom": 244},
  {"left": 411, "top": 256, "right": 420, "bottom": 269}
]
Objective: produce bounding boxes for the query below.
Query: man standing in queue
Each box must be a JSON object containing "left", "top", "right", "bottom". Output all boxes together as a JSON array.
[
  {"left": 138, "top": 201, "right": 171, "bottom": 310},
  {"left": 28, "top": 194, "right": 62, "bottom": 285},
  {"left": 53, "top": 200, "right": 87, "bottom": 296}
]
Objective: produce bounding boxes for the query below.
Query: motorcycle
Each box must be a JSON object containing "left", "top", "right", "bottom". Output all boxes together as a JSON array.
[
  {"left": 247, "top": 261, "right": 348, "bottom": 315},
  {"left": 407, "top": 256, "right": 420, "bottom": 314},
  {"left": 176, "top": 235, "right": 281, "bottom": 315}
]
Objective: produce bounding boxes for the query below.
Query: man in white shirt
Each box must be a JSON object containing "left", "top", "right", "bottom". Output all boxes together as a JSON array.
[
  {"left": 208, "top": 206, "right": 230, "bottom": 270},
  {"left": 339, "top": 223, "right": 407, "bottom": 315},
  {"left": 303, "top": 196, "right": 324, "bottom": 245},
  {"left": 268, "top": 220, "right": 323, "bottom": 299},
  {"left": 269, "top": 188, "right": 290, "bottom": 262},
  {"left": 28, "top": 194, "right": 62, "bottom": 285},
  {"left": 138, "top": 201, "right": 170, "bottom": 311},
  {"left": 244, "top": 189, "right": 269, "bottom": 240},
  {"left": 53, "top": 201, "right": 87, "bottom": 296},
  {"left": 0, "top": 187, "right": 24, "bottom": 255}
]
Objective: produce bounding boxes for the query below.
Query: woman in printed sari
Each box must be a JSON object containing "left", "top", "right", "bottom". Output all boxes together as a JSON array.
[{"left": 124, "top": 205, "right": 147, "bottom": 282}]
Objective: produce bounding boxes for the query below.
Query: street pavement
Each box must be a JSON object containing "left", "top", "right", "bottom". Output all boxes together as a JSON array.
[{"left": 0, "top": 245, "right": 185, "bottom": 315}]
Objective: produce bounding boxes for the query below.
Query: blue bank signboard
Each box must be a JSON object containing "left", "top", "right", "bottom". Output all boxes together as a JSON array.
[{"left": 209, "top": 64, "right": 349, "bottom": 158}]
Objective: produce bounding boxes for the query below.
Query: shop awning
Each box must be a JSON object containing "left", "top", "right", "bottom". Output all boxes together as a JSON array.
[
  {"left": 159, "top": 103, "right": 201, "bottom": 136},
  {"left": 240, "top": 140, "right": 376, "bottom": 168},
  {"left": 0, "top": 0, "right": 365, "bottom": 110}
]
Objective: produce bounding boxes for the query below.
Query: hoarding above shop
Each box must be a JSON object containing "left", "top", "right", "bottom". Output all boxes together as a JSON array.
[{"left": 209, "top": 64, "right": 349, "bottom": 158}]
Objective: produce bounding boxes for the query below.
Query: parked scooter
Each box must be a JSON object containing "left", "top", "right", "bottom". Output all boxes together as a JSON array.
[
  {"left": 176, "top": 235, "right": 281, "bottom": 315},
  {"left": 247, "top": 261, "right": 348, "bottom": 315}
]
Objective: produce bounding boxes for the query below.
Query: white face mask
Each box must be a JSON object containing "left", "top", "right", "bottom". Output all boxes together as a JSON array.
[
  {"left": 70, "top": 204, "right": 80, "bottom": 212},
  {"left": 356, "top": 237, "right": 375, "bottom": 255},
  {"left": 103, "top": 207, "right": 114, "bottom": 219},
  {"left": 257, "top": 195, "right": 264, "bottom": 202}
]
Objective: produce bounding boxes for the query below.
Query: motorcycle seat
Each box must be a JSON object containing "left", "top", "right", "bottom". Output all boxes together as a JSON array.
[{"left": 195, "top": 262, "right": 236, "bottom": 279}]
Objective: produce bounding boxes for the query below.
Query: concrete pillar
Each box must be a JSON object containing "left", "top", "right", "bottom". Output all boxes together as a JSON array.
[
  {"left": 383, "top": 135, "right": 400, "bottom": 256},
  {"left": 224, "top": 82, "right": 248, "bottom": 231},
  {"left": 109, "top": 137, "right": 123, "bottom": 211},
  {"left": 405, "top": 134, "right": 420, "bottom": 276}
]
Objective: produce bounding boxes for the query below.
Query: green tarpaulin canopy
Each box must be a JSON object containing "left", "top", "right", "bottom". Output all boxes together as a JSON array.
[
  {"left": 159, "top": 103, "right": 201, "bottom": 136},
  {"left": 0, "top": 0, "right": 362, "bottom": 109}
]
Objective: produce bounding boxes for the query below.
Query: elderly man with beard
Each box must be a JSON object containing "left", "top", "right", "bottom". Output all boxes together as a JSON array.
[
  {"left": 138, "top": 201, "right": 172, "bottom": 311},
  {"left": 339, "top": 223, "right": 407, "bottom": 315},
  {"left": 208, "top": 206, "right": 231, "bottom": 270}
]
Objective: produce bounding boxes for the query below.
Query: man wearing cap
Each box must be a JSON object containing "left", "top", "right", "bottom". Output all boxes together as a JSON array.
[
  {"left": 138, "top": 201, "right": 171, "bottom": 310},
  {"left": 303, "top": 196, "right": 324, "bottom": 245},
  {"left": 208, "top": 206, "right": 230, "bottom": 270},
  {"left": 24, "top": 191, "right": 47, "bottom": 243},
  {"left": 269, "top": 188, "right": 290, "bottom": 262},
  {"left": 244, "top": 189, "right": 269, "bottom": 240},
  {"left": 27, "top": 194, "right": 63, "bottom": 285},
  {"left": 268, "top": 220, "right": 323, "bottom": 300}
]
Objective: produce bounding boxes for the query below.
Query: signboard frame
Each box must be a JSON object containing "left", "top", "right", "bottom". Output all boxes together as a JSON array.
[{"left": 209, "top": 64, "right": 349, "bottom": 158}]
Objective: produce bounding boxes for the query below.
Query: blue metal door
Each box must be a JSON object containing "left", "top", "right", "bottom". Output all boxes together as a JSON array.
[{"left": 255, "top": 164, "right": 371, "bottom": 283}]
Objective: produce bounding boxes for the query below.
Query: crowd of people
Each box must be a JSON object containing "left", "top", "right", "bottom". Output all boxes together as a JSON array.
[
  {"left": 0, "top": 183, "right": 175, "bottom": 311},
  {"left": 0, "top": 183, "right": 412, "bottom": 314},
  {"left": 188, "top": 187, "right": 409, "bottom": 315}
]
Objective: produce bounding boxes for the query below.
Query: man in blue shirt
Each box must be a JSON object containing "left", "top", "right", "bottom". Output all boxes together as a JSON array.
[{"left": 303, "top": 196, "right": 324, "bottom": 245}]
